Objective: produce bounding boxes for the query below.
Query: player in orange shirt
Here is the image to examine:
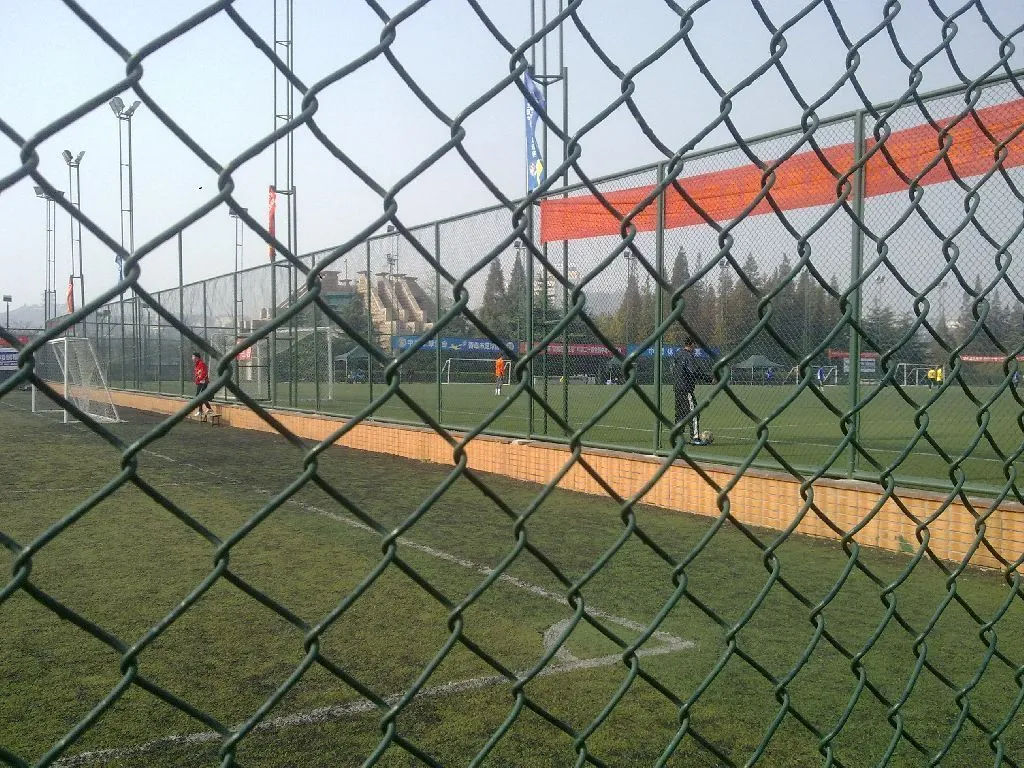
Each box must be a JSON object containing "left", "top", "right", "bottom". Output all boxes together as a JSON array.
[{"left": 494, "top": 357, "right": 507, "bottom": 395}]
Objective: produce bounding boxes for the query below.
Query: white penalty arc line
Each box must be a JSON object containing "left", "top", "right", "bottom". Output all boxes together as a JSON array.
[
  {"left": 54, "top": 636, "right": 691, "bottom": 768},
  {"left": 51, "top": 447, "right": 695, "bottom": 767}
]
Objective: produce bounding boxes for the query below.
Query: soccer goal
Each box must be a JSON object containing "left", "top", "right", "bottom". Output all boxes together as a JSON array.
[
  {"left": 441, "top": 357, "right": 512, "bottom": 384},
  {"left": 781, "top": 365, "right": 837, "bottom": 385},
  {"left": 32, "top": 337, "right": 121, "bottom": 423},
  {"left": 896, "top": 362, "right": 932, "bottom": 386}
]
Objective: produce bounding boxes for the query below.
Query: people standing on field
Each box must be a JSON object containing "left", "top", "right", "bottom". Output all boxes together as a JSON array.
[
  {"left": 674, "top": 338, "right": 707, "bottom": 446},
  {"left": 192, "top": 351, "right": 214, "bottom": 418},
  {"left": 926, "top": 367, "right": 936, "bottom": 389},
  {"left": 494, "top": 356, "right": 506, "bottom": 395}
]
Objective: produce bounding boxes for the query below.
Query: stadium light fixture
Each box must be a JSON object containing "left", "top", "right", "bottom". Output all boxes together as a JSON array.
[
  {"left": 63, "top": 149, "right": 87, "bottom": 320},
  {"left": 110, "top": 95, "right": 143, "bottom": 386},
  {"left": 3, "top": 294, "right": 11, "bottom": 328},
  {"left": 33, "top": 185, "right": 63, "bottom": 201}
]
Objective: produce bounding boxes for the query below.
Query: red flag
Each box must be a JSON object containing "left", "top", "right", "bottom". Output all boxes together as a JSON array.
[
  {"left": 66, "top": 274, "right": 75, "bottom": 314},
  {"left": 268, "top": 185, "right": 277, "bottom": 261}
]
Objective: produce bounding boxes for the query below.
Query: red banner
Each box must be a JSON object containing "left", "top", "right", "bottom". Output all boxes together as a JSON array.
[
  {"left": 540, "top": 98, "right": 1024, "bottom": 243},
  {"left": 961, "top": 354, "right": 1024, "bottom": 363}
]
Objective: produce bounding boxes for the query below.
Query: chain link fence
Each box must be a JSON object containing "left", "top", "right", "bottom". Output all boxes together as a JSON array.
[{"left": 4, "top": 1, "right": 1024, "bottom": 765}]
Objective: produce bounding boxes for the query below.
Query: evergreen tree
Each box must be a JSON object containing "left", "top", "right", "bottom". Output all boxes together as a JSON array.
[
  {"left": 714, "top": 260, "right": 733, "bottom": 347},
  {"left": 506, "top": 251, "right": 529, "bottom": 343},
  {"left": 638, "top": 274, "right": 656, "bottom": 343},
  {"left": 725, "top": 253, "right": 762, "bottom": 350},
  {"left": 479, "top": 258, "right": 509, "bottom": 338},
  {"left": 689, "top": 251, "right": 716, "bottom": 346},
  {"left": 611, "top": 258, "right": 645, "bottom": 345},
  {"left": 666, "top": 247, "right": 691, "bottom": 343}
]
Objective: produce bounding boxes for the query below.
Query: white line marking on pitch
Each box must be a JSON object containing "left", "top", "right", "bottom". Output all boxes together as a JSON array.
[
  {"left": 50, "top": 445, "right": 695, "bottom": 767},
  {"left": 54, "top": 632, "right": 691, "bottom": 768}
]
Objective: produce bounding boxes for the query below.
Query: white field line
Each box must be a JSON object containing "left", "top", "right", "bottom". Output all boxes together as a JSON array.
[
  {"left": 54, "top": 635, "right": 691, "bottom": 768},
  {"left": 51, "top": 446, "right": 694, "bottom": 767}
]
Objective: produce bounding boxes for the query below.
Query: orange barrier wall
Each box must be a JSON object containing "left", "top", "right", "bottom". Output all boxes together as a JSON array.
[
  {"left": 102, "top": 389, "right": 1024, "bottom": 573},
  {"left": 540, "top": 98, "right": 1024, "bottom": 243}
]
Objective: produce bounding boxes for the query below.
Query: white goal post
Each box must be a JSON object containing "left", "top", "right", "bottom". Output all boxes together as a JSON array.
[
  {"left": 32, "top": 337, "right": 121, "bottom": 423},
  {"left": 781, "top": 365, "right": 837, "bottom": 385},
  {"left": 895, "top": 362, "right": 932, "bottom": 386},
  {"left": 441, "top": 357, "right": 512, "bottom": 384}
]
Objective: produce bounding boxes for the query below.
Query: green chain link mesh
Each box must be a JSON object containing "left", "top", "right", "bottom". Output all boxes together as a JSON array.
[{"left": 4, "top": 1, "right": 1024, "bottom": 766}]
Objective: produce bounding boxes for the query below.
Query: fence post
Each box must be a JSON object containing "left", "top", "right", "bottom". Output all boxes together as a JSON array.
[
  {"left": 847, "top": 110, "right": 867, "bottom": 478},
  {"left": 366, "top": 239, "right": 373, "bottom": 404},
  {"left": 119, "top": 296, "right": 126, "bottom": 390},
  {"left": 313, "top": 299, "right": 321, "bottom": 412},
  {"left": 435, "top": 223, "right": 442, "bottom": 423},
  {"left": 178, "top": 231, "right": 185, "bottom": 396},
  {"left": 654, "top": 161, "right": 666, "bottom": 453},
  {"left": 156, "top": 303, "right": 162, "bottom": 393},
  {"left": 527, "top": 206, "right": 535, "bottom": 438},
  {"left": 202, "top": 281, "right": 208, "bottom": 362},
  {"left": 270, "top": 255, "right": 277, "bottom": 406}
]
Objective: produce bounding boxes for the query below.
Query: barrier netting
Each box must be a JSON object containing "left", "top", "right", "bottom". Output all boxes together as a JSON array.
[{"left": 4, "top": 1, "right": 1024, "bottom": 766}]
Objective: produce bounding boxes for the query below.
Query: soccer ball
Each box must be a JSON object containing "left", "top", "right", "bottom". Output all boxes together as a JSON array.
[{"left": 699, "top": 430, "right": 714, "bottom": 445}]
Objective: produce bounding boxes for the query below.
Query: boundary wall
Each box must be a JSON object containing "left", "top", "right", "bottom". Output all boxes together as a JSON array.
[{"left": 100, "top": 389, "right": 1024, "bottom": 573}]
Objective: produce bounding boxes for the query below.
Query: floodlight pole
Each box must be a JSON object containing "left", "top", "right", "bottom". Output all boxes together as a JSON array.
[
  {"left": 3, "top": 295, "right": 11, "bottom": 328},
  {"left": 63, "top": 150, "right": 86, "bottom": 334},
  {"left": 34, "top": 186, "right": 63, "bottom": 326},
  {"left": 110, "top": 96, "right": 142, "bottom": 388},
  {"left": 272, "top": 0, "right": 298, "bottom": 406}
]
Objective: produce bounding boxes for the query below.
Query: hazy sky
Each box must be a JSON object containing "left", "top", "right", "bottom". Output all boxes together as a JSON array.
[{"left": 2, "top": 0, "right": 1022, "bottom": 315}]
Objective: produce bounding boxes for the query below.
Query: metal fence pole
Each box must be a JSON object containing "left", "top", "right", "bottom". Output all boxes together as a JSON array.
[
  {"left": 270, "top": 256, "right": 278, "bottom": 406},
  {"left": 119, "top": 297, "right": 126, "bottom": 389},
  {"left": 366, "top": 239, "right": 373, "bottom": 404},
  {"left": 435, "top": 223, "right": 442, "bottom": 423},
  {"left": 654, "top": 161, "right": 666, "bottom": 452},
  {"left": 527, "top": 207, "right": 535, "bottom": 437},
  {"left": 848, "top": 110, "right": 867, "bottom": 479},
  {"left": 202, "top": 281, "right": 208, "bottom": 359},
  {"left": 178, "top": 232, "right": 185, "bottom": 396}
]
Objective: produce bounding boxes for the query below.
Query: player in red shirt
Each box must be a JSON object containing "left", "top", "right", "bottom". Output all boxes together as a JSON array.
[{"left": 192, "top": 351, "right": 214, "bottom": 417}]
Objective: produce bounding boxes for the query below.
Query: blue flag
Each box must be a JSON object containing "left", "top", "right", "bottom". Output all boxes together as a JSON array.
[{"left": 524, "top": 71, "right": 546, "bottom": 192}]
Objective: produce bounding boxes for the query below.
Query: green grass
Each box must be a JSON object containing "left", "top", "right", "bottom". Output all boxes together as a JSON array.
[
  {"left": 160, "top": 376, "right": 1024, "bottom": 491},
  {"left": 2, "top": 390, "right": 1024, "bottom": 767}
]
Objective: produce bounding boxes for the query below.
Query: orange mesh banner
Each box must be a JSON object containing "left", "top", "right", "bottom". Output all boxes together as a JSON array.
[{"left": 539, "top": 99, "right": 1024, "bottom": 243}]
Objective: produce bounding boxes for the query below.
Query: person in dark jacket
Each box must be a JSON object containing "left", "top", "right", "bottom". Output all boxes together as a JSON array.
[{"left": 674, "top": 338, "right": 707, "bottom": 446}]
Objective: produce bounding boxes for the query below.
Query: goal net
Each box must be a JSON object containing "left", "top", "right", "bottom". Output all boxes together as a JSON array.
[
  {"left": 32, "top": 337, "right": 121, "bottom": 423},
  {"left": 781, "top": 365, "right": 837, "bottom": 385},
  {"left": 895, "top": 362, "right": 932, "bottom": 386},
  {"left": 441, "top": 357, "right": 512, "bottom": 384}
]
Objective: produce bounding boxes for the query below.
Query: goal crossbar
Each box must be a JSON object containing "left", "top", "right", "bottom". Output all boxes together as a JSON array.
[
  {"left": 32, "top": 337, "right": 122, "bottom": 423},
  {"left": 441, "top": 357, "right": 512, "bottom": 385}
]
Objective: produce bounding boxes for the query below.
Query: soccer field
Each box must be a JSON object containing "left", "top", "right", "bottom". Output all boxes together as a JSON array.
[
  {"left": 2, "top": 391, "right": 1023, "bottom": 767},
  {"left": 188, "top": 378, "right": 1024, "bottom": 492}
]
